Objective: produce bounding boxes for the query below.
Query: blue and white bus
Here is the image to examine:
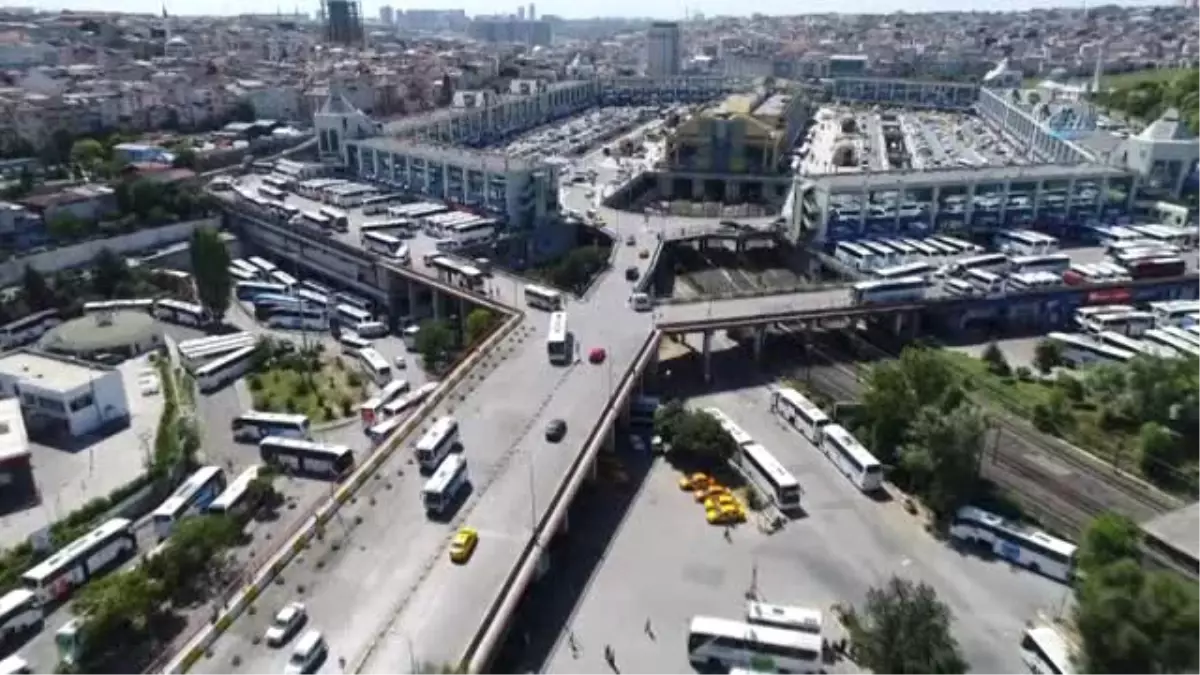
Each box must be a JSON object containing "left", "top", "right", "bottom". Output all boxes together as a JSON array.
[
  {"left": 1046, "top": 332, "right": 1135, "bottom": 367},
  {"left": 950, "top": 505, "right": 1077, "bottom": 582},
  {"left": 236, "top": 281, "right": 288, "bottom": 302},
  {"left": 336, "top": 303, "right": 373, "bottom": 326},
  {"left": 422, "top": 454, "right": 469, "bottom": 517},
  {"left": 151, "top": 466, "right": 228, "bottom": 539},
  {"left": 948, "top": 253, "right": 1010, "bottom": 277},
  {"left": 228, "top": 265, "right": 258, "bottom": 283},
  {"left": 859, "top": 240, "right": 900, "bottom": 268},
  {"left": 206, "top": 465, "right": 264, "bottom": 517},
  {"left": 414, "top": 416, "right": 460, "bottom": 472},
  {"left": 1148, "top": 300, "right": 1200, "bottom": 329},
  {"left": 231, "top": 411, "right": 310, "bottom": 443},
  {"left": 0, "top": 310, "right": 61, "bottom": 349},
  {"left": 300, "top": 279, "right": 332, "bottom": 297},
  {"left": 265, "top": 307, "right": 327, "bottom": 331},
  {"left": 1143, "top": 329, "right": 1200, "bottom": 358},
  {"left": 335, "top": 292, "right": 373, "bottom": 312},
  {"left": 850, "top": 277, "right": 928, "bottom": 305},
  {"left": 20, "top": 518, "right": 136, "bottom": 605},
  {"left": 196, "top": 345, "right": 258, "bottom": 392}
]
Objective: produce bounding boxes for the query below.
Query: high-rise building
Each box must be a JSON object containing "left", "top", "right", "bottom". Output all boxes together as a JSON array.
[
  {"left": 517, "top": 5, "right": 525, "bottom": 19},
  {"left": 379, "top": 4, "right": 393, "bottom": 25},
  {"left": 322, "top": 0, "right": 363, "bottom": 44},
  {"left": 528, "top": 3, "right": 535, "bottom": 19},
  {"left": 646, "top": 21, "right": 681, "bottom": 77}
]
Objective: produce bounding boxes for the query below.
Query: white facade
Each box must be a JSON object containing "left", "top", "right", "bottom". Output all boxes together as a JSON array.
[
  {"left": 0, "top": 352, "right": 130, "bottom": 438},
  {"left": 647, "top": 22, "right": 682, "bottom": 78}
]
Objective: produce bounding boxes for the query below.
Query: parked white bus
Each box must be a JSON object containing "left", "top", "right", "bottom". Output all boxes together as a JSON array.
[
  {"left": 422, "top": 454, "right": 469, "bottom": 517},
  {"left": 1142, "top": 329, "right": 1200, "bottom": 358},
  {"left": 950, "top": 505, "right": 1077, "bottom": 582},
  {"left": 1079, "top": 310, "right": 1154, "bottom": 338},
  {"left": 1009, "top": 253, "right": 1071, "bottom": 275},
  {"left": 206, "top": 465, "right": 264, "bottom": 517},
  {"left": 745, "top": 601, "right": 823, "bottom": 635},
  {"left": 0, "top": 589, "right": 41, "bottom": 645},
  {"left": 195, "top": 345, "right": 258, "bottom": 392},
  {"left": 153, "top": 299, "right": 207, "bottom": 326},
  {"left": 21, "top": 518, "right": 136, "bottom": 605},
  {"left": 151, "top": 465, "right": 227, "bottom": 539},
  {"left": 547, "top": 311, "right": 571, "bottom": 365},
  {"left": 231, "top": 411, "right": 310, "bottom": 443},
  {"left": 997, "top": 230, "right": 1059, "bottom": 256},
  {"left": 737, "top": 442, "right": 801, "bottom": 512},
  {"left": 686, "top": 615, "right": 822, "bottom": 674},
  {"left": 1148, "top": 300, "right": 1200, "bottom": 329},
  {"left": 949, "top": 253, "right": 1010, "bottom": 277},
  {"left": 850, "top": 277, "right": 928, "bottom": 305},
  {"left": 414, "top": 416, "right": 460, "bottom": 472},
  {"left": 1021, "top": 625, "right": 1077, "bottom": 674},
  {"left": 704, "top": 407, "right": 755, "bottom": 447},
  {"left": 769, "top": 387, "right": 830, "bottom": 444},
  {"left": 247, "top": 256, "right": 278, "bottom": 276},
  {"left": 834, "top": 242, "right": 877, "bottom": 270},
  {"left": 358, "top": 379, "right": 410, "bottom": 426},
  {"left": 819, "top": 424, "right": 884, "bottom": 492},
  {"left": 873, "top": 261, "right": 936, "bottom": 281},
  {"left": 259, "top": 437, "right": 354, "bottom": 479},
  {"left": 1046, "top": 332, "right": 1135, "bottom": 367},
  {"left": 356, "top": 347, "right": 392, "bottom": 385},
  {"left": 524, "top": 284, "right": 563, "bottom": 311}
]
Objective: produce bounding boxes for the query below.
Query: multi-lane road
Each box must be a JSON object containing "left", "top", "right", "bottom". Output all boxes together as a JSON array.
[{"left": 195, "top": 137, "right": 679, "bottom": 674}]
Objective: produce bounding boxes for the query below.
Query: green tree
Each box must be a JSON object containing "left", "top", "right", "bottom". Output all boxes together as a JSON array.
[
  {"left": 130, "top": 179, "right": 161, "bottom": 219},
  {"left": 189, "top": 227, "right": 232, "bottom": 323},
  {"left": 70, "top": 138, "right": 106, "bottom": 168},
  {"left": 72, "top": 570, "right": 164, "bottom": 668},
  {"left": 21, "top": 265, "right": 55, "bottom": 310},
  {"left": 1138, "top": 421, "right": 1181, "bottom": 486},
  {"left": 899, "top": 403, "right": 987, "bottom": 518},
  {"left": 414, "top": 319, "right": 455, "bottom": 372},
  {"left": 549, "top": 246, "right": 607, "bottom": 292},
  {"left": 859, "top": 347, "right": 959, "bottom": 463},
  {"left": 1074, "top": 559, "right": 1199, "bottom": 674},
  {"left": 841, "top": 576, "right": 967, "bottom": 674},
  {"left": 670, "top": 409, "right": 737, "bottom": 462},
  {"left": 1033, "top": 338, "right": 1063, "bottom": 375},
  {"left": 171, "top": 147, "right": 197, "bottom": 170},
  {"left": 980, "top": 342, "right": 1010, "bottom": 377},
  {"left": 464, "top": 308, "right": 495, "bottom": 346},
  {"left": 1078, "top": 513, "right": 1142, "bottom": 575},
  {"left": 144, "top": 514, "right": 240, "bottom": 603},
  {"left": 47, "top": 211, "right": 86, "bottom": 242},
  {"left": 90, "top": 248, "right": 130, "bottom": 298}
]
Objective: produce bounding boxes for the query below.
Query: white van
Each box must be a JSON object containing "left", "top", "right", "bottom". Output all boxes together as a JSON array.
[
  {"left": 630, "top": 292, "right": 652, "bottom": 312},
  {"left": 284, "top": 630, "right": 326, "bottom": 674},
  {"left": 355, "top": 321, "right": 389, "bottom": 338}
]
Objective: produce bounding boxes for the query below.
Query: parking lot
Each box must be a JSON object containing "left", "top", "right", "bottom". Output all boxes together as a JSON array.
[
  {"left": 500, "top": 106, "right": 657, "bottom": 162},
  {"left": 670, "top": 243, "right": 809, "bottom": 300},
  {"left": 803, "top": 105, "right": 1029, "bottom": 176},
  {"left": 535, "top": 384, "right": 1067, "bottom": 675}
]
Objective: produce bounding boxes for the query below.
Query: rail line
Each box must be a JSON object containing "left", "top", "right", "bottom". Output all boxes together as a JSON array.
[{"left": 797, "top": 331, "right": 1180, "bottom": 538}]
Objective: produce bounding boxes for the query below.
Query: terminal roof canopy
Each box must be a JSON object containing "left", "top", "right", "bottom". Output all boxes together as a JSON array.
[{"left": 1140, "top": 502, "right": 1199, "bottom": 569}]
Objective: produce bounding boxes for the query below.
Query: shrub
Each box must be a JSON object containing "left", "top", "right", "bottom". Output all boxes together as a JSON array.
[
  {"left": 341, "top": 397, "right": 354, "bottom": 417},
  {"left": 247, "top": 374, "right": 263, "bottom": 391},
  {"left": 346, "top": 372, "right": 363, "bottom": 388},
  {"left": 323, "top": 405, "right": 334, "bottom": 421},
  {"left": 1015, "top": 366, "right": 1033, "bottom": 381},
  {"left": 285, "top": 397, "right": 299, "bottom": 414}
]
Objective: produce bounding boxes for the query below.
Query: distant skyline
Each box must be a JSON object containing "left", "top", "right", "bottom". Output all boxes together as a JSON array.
[{"left": 14, "top": 0, "right": 1176, "bottom": 20}]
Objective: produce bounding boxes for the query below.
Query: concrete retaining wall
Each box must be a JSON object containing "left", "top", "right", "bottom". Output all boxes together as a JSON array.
[{"left": 0, "top": 217, "right": 221, "bottom": 286}]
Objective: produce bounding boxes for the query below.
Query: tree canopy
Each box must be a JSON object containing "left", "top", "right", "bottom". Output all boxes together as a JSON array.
[
  {"left": 654, "top": 401, "right": 738, "bottom": 462},
  {"left": 841, "top": 576, "right": 968, "bottom": 674},
  {"left": 544, "top": 246, "right": 608, "bottom": 293},
  {"left": 464, "top": 308, "right": 496, "bottom": 347},
  {"left": 414, "top": 319, "right": 456, "bottom": 372},
  {"left": 189, "top": 227, "right": 232, "bottom": 323},
  {"left": 1092, "top": 69, "right": 1199, "bottom": 135},
  {"left": 898, "top": 403, "right": 987, "bottom": 519}
]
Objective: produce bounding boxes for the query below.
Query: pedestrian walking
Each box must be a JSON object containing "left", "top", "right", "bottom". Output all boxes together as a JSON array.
[{"left": 604, "top": 644, "right": 614, "bottom": 665}]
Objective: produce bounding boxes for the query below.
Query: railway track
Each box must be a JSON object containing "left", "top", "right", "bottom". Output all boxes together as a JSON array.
[{"left": 800, "top": 333, "right": 1182, "bottom": 534}]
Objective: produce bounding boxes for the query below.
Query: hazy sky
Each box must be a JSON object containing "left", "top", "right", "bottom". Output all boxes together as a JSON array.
[{"left": 20, "top": 0, "right": 1169, "bottom": 22}]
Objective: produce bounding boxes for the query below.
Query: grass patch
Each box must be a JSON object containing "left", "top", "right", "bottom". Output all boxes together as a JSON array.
[
  {"left": 246, "top": 356, "right": 368, "bottom": 423},
  {"left": 1100, "top": 67, "right": 1197, "bottom": 89}
]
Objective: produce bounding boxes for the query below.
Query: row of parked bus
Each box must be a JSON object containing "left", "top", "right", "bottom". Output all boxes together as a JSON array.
[{"left": 834, "top": 235, "right": 984, "bottom": 271}]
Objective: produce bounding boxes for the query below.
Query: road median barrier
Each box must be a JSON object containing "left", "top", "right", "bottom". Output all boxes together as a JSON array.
[{"left": 161, "top": 309, "right": 525, "bottom": 674}]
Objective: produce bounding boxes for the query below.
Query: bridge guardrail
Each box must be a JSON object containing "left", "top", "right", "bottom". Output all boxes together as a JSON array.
[
  {"left": 461, "top": 328, "right": 663, "bottom": 672},
  {"left": 162, "top": 310, "right": 525, "bottom": 674},
  {"left": 656, "top": 280, "right": 848, "bottom": 306}
]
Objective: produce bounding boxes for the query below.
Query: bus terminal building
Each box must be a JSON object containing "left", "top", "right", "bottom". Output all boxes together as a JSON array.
[{"left": 0, "top": 351, "right": 130, "bottom": 438}]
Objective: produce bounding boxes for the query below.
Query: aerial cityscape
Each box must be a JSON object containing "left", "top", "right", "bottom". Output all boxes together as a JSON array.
[{"left": 0, "top": 2, "right": 1192, "bottom": 674}]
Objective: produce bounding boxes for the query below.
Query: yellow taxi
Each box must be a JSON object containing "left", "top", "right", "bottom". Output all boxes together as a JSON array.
[
  {"left": 705, "top": 502, "right": 746, "bottom": 525},
  {"left": 449, "top": 527, "right": 479, "bottom": 564},
  {"left": 679, "top": 472, "right": 710, "bottom": 491}
]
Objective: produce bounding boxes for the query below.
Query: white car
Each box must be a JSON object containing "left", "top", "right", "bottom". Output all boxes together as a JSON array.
[
  {"left": 394, "top": 356, "right": 406, "bottom": 369},
  {"left": 265, "top": 602, "right": 307, "bottom": 647}
]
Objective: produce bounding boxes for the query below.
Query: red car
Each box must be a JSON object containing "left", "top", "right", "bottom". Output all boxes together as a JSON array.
[{"left": 588, "top": 347, "right": 607, "bottom": 364}]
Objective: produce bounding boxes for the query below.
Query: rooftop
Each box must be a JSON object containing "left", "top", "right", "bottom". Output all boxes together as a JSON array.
[
  {"left": 810, "top": 162, "right": 1132, "bottom": 192},
  {"left": 352, "top": 135, "right": 538, "bottom": 174},
  {"left": 0, "top": 398, "right": 29, "bottom": 464},
  {"left": 1140, "top": 502, "right": 1199, "bottom": 568},
  {"left": 0, "top": 351, "right": 112, "bottom": 393}
]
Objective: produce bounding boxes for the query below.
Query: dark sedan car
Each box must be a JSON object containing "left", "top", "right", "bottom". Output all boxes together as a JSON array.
[{"left": 545, "top": 418, "right": 567, "bottom": 442}]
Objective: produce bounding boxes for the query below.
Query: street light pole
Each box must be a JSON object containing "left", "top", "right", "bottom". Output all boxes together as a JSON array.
[{"left": 527, "top": 450, "right": 538, "bottom": 536}]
